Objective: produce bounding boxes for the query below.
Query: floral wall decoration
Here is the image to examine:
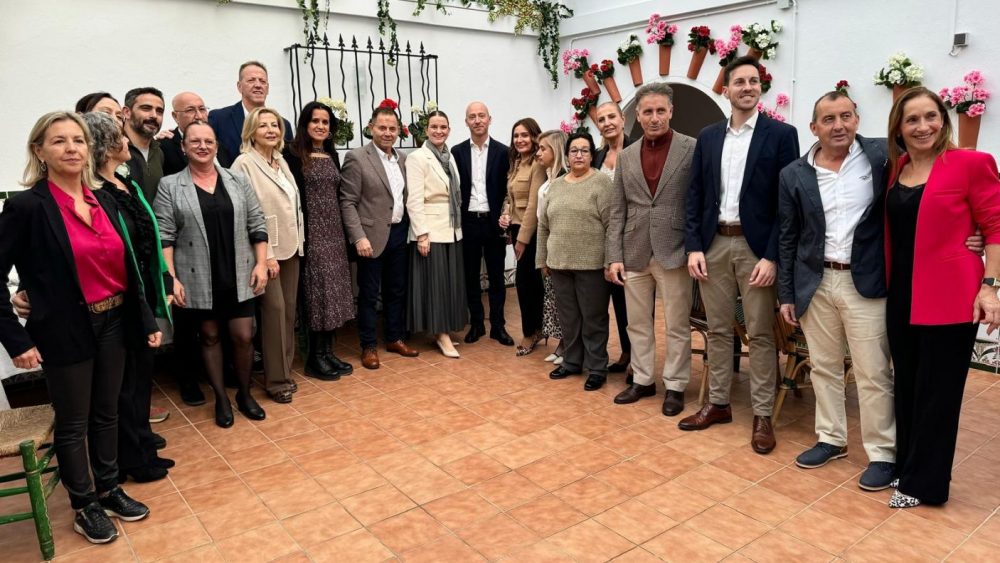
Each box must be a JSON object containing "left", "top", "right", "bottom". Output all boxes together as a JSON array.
[
  {"left": 686, "top": 25, "right": 715, "bottom": 79},
  {"left": 834, "top": 80, "right": 850, "bottom": 95},
  {"left": 590, "top": 59, "right": 621, "bottom": 103},
  {"left": 317, "top": 97, "right": 355, "bottom": 145},
  {"left": 712, "top": 25, "right": 744, "bottom": 94},
  {"left": 646, "top": 13, "right": 678, "bottom": 76},
  {"left": 741, "top": 20, "right": 781, "bottom": 60},
  {"left": 758, "top": 92, "right": 790, "bottom": 122},
  {"left": 941, "top": 70, "right": 989, "bottom": 148},
  {"left": 875, "top": 52, "right": 924, "bottom": 100},
  {"left": 617, "top": 34, "right": 644, "bottom": 86},
  {"left": 407, "top": 100, "right": 439, "bottom": 146}
]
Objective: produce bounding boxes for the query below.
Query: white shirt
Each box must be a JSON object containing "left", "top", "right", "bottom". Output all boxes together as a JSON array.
[
  {"left": 469, "top": 139, "right": 490, "bottom": 212},
  {"left": 807, "top": 140, "right": 874, "bottom": 264},
  {"left": 378, "top": 148, "right": 406, "bottom": 223},
  {"left": 536, "top": 178, "right": 552, "bottom": 221},
  {"left": 719, "top": 111, "right": 759, "bottom": 224}
]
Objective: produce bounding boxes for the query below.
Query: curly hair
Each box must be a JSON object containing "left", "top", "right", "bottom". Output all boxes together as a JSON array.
[{"left": 81, "top": 111, "right": 125, "bottom": 170}]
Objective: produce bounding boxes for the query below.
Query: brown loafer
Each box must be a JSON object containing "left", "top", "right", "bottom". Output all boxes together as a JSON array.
[
  {"left": 361, "top": 347, "right": 380, "bottom": 370},
  {"left": 661, "top": 390, "right": 685, "bottom": 417},
  {"left": 751, "top": 415, "right": 776, "bottom": 454},
  {"left": 614, "top": 383, "right": 655, "bottom": 404},
  {"left": 386, "top": 340, "right": 419, "bottom": 357},
  {"left": 678, "top": 403, "right": 733, "bottom": 431}
]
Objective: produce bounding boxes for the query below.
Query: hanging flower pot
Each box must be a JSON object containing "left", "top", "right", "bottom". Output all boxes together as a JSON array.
[
  {"left": 583, "top": 70, "right": 601, "bottom": 96},
  {"left": 958, "top": 112, "right": 982, "bottom": 149},
  {"left": 687, "top": 46, "right": 708, "bottom": 80},
  {"left": 892, "top": 84, "right": 914, "bottom": 102},
  {"left": 603, "top": 76, "right": 622, "bottom": 103},
  {"left": 587, "top": 106, "right": 599, "bottom": 124},
  {"left": 659, "top": 45, "right": 672, "bottom": 76},
  {"left": 712, "top": 66, "right": 726, "bottom": 94},
  {"left": 628, "top": 59, "right": 643, "bottom": 86},
  {"left": 747, "top": 48, "right": 763, "bottom": 60}
]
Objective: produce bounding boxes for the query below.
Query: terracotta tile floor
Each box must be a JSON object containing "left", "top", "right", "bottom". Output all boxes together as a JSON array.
[{"left": 2, "top": 288, "right": 1000, "bottom": 562}]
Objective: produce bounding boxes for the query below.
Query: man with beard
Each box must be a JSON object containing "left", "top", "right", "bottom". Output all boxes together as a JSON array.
[
  {"left": 123, "top": 87, "right": 166, "bottom": 201},
  {"left": 682, "top": 56, "right": 799, "bottom": 454},
  {"left": 160, "top": 92, "right": 209, "bottom": 176},
  {"left": 209, "top": 61, "right": 291, "bottom": 168}
]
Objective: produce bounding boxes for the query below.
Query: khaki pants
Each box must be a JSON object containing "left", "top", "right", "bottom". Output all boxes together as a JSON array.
[
  {"left": 624, "top": 258, "right": 693, "bottom": 391},
  {"left": 701, "top": 234, "right": 777, "bottom": 415},
  {"left": 799, "top": 269, "right": 895, "bottom": 463},
  {"left": 261, "top": 255, "right": 300, "bottom": 394}
]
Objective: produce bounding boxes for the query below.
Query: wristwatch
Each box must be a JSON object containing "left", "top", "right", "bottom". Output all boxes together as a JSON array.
[{"left": 983, "top": 278, "right": 1000, "bottom": 288}]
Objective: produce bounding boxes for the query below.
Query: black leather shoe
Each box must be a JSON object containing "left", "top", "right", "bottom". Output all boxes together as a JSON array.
[
  {"left": 215, "top": 399, "right": 234, "bottom": 428},
  {"left": 662, "top": 390, "right": 685, "bottom": 416},
  {"left": 584, "top": 374, "right": 607, "bottom": 391},
  {"left": 614, "top": 383, "right": 656, "bottom": 404},
  {"left": 236, "top": 390, "right": 266, "bottom": 421},
  {"left": 152, "top": 433, "right": 166, "bottom": 450},
  {"left": 325, "top": 354, "right": 354, "bottom": 376},
  {"left": 151, "top": 456, "right": 175, "bottom": 469},
  {"left": 464, "top": 324, "right": 486, "bottom": 343},
  {"left": 549, "top": 366, "right": 582, "bottom": 379},
  {"left": 305, "top": 353, "right": 341, "bottom": 381},
  {"left": 118, "top": 465, "right": 168, "bottom": 484},
  {"left": 74, "top": 502, "right": 118, "bottom": 544},
  {"left": 490, "top": 327, "right": 515, "bottom": 346},
  {"left": 179, "top": 380, "right": 206, "bottom": 406},
  {"left": 99, "top": 487, "right": 149, "bottom": 522}
]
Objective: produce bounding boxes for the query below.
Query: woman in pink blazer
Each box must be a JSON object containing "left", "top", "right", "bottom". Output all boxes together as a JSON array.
[{"left": 884, "top": 87, "right": 1000, "bottom": 508}]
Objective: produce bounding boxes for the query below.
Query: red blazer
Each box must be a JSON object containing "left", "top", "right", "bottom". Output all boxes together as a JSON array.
[{"left": 885, "top": 149, "right": 1000, "bottom": 325}]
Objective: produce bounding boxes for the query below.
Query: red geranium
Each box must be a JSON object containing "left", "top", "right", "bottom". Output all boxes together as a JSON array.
[
  {"left": 377, "top": 98, "right": 399, "bottom": 110},
  {"left": 759, "top": 64, "right": 773, "bottom": 93},
  {"left": 687, "top": 25, "right": 715, "bottom": 53}
]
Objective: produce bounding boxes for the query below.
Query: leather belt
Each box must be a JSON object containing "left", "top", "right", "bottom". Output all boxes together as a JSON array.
[
  {"left": 716, "top": 223, "right": 744, "bottom": 236},
  {"left": 88, "top": 293, "right": 124, "bottom": 314},
  {"left": 465, "top": 211, "right": 490, "bottom": 219},
  {"left": 823, "top": 261, "right": 851, "bottom": 271}
]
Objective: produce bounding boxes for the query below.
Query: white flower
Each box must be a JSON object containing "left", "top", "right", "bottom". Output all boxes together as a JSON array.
[
  {"left": 410, "top": 104, "right": 422, "bottom": 114},
  {"left": 336, "top": 109, "right": 348, "bottom": 120},
  {"left": 888, "top": 51, "right": 907, "bottom": 65},
  {"left": 766, "top": 47, "right": 776, "bottom": 59},
  {"left": 771, "top": 20, "right": 782, "bottom": 32},
  {"left": 888, "top": 69, "right": 903, "bottom": 84},
  {"left": 757, "top": 32, "right": 769, "bottom": 45},
  {"left": 426, "top": 100, "right": 438, "bottom": 111},
  {"left": 904, "top": 65, "right": 924, "bottom": 81}
]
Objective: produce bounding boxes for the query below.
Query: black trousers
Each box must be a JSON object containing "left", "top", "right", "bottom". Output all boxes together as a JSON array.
[
  {"left": 608, "top": 281, "right": 631, "bottom": 355},
  {"left": 461, "top": 212, "right": 507, "bottom": 328},
  {"left": 357, "top": 221, "right": 409, "bottom": 349},
  {"left": 117, "top": 346, "right": 158, "bottom": 471},
  {"left": 887, "top": 316, "right": 977, "bottom": 505},
  {"left": 551, "top": 269, "right": 610, "bottom": 376},
  {"left": 510, "top": 225, "right": 544, "bottom": 337},
  {"left": 44, "top": 308, "right": 126, "bottom": 509}
]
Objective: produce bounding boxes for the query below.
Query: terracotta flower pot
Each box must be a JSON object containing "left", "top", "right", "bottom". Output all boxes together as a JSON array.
[
  {"left": 748, "top": 48, "right": 763, "bottom": 61},
  {"left": 958, "top": 112, "right": 982, "bottom": 149},
  {"left": 712, "top": 66, "right": 726, "bottom": 94},
  {"left": 628, "top": 59, "right": 643, "bottom": 87},
  {"left": 687, "top": 46, "right": 708, "bottom": 80},
  {"left": 587, "top": 105, "right": 599, "bottom": 124},
  {"left": 583, "top": 70, "right": 601, "bottom": 96},
  {"left": 659, "top": 44, "right": 672, "bottom": 76},
  {"left": 603, "top": 76, "right": 622, "bottom": 103},
  {"left": 892, "top": 84, "right": 915, "bottom": 102}
]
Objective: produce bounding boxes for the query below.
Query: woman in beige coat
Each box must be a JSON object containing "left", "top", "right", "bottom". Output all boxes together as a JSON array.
[
  {"left": 406, "top": 111, "right": 468, "bottom": 357},
  {"left": 231, "top": 107, "right": 305, "bottom": 404}
]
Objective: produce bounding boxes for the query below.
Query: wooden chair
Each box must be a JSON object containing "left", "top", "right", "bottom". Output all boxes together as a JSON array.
[
  {"left": 0, "top": 404, "right": 60, "bottom": 561},
  {"left": 691, "top": 281, "right": 750, "bottom": 404},
  {"left": 772, "top": 311, "right": 853, "bottom": 424}
]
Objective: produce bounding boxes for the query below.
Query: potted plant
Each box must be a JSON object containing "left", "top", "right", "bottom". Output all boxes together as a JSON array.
[
  {"left": 757, "top": 92, "right": 790, "bottom": 122},
  {"left": 686, "top": 25, "right": 715, "bottom": 80},
  {"left": 317, "top": 97, "right": 355, "bottom": 146},
  {"left": 591, "top": 59, "right": 621, "bottom": 103},
  {"left": 362, "top": 98, "right": 409, "bottom": 140},
  {"left": 712, "top": 25, "right": 743, "bottom": 94},
  {"left": 941, "top": 70, "right": 989, "bottom": 149},
  {"left": 759, "top": 64, "right": 774, "bottom": 94},
  {"left": 741, "top": 20, "right": 782, "bottom": 60},
  {"left": 617, "top": 34, "right": 644, "bottom": 86},
  {"left": 562, "top": 48, "right": 601, "bottom": 95},
  {"left": 408, "top": 100, "right": 438, "bottom": 147},
  {"left": 874, "top": 52, "right": 924, "bottom": 101},
  {"left": 646, "top": 14, "right": 679, "bottom": 76},
  {"left": 834, "top": 79, "right": 850, "bottom": 95},
  {"left": 560, "top": 114, "right": 589, "bottom": 135},
  {"left": 571, "top": 87, "right": 600, "bottom": 124}
]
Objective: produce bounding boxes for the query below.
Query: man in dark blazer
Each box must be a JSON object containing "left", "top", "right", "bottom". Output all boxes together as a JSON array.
[
  {"left": 208, "top": 61, "right": 292, "bottom": 168},
  {"left": 340, "top": 107, "right": 418, "bottom": 370},
  {"left": 681, "top": 56, "right": 800, "bottom": 454},
  {"left": 160, "top": 91, "right": 209, "bottom": 177},
  {"left": 451, "top": 102, "right": 514, "bottom": 345}
]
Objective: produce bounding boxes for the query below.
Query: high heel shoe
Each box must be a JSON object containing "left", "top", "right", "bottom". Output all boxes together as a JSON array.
[
  {"left": 516, "top": 333, "right": 546, "bottom": 357},
  {"left": 236, "top": 390, "right": 266, "bottom": 421},
  {"left": 435, "top": 337, "right": 460, "bottom": 359},
  {"left": 215, "top": 398, "right": 234, "bottom": 429}
]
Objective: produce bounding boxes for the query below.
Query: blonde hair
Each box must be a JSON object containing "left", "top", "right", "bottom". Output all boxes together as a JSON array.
[
  {"left": 22, "top": 111, "right": 98, "bottom": 188},
  {"left": 594, "top": 102, "right": 624, "bottom": 149},
  {"left": 240, "top": 107, "right": 285, "bottom": 154},
  {"left": 538, "top": 130, "right": 567, "bottom": 180}
]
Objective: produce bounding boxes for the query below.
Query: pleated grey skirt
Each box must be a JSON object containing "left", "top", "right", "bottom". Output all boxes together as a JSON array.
[{"left": 407, "top": 241, "right": 469, "bottom": 334}]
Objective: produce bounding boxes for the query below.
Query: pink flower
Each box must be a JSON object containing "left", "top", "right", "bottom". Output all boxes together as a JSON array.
[
  {"left": 973, "top": 88, "right": 990, "bottom": 101},
  {"left": 964, "top": 70, "right": 984, "bottom": 86},
  {"left": 775, "top": 93, "right": 790, "bottom": 107},
  {"left": 966, "top": 102, "right": 986, "bottom": 117},
  {"left": 938, "top": 87, "right": 951, "bottom": 100},
  {"left": 667, "top": 24, "right": 678, "bottom": 34}
]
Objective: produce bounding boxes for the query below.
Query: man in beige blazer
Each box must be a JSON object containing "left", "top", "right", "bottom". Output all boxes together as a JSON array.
[
  {"left": 340, "top": 107, "right": 418, "bottom": 369},
  {"left": 606, "top": 82, "right": 696, "bottom": 416}
]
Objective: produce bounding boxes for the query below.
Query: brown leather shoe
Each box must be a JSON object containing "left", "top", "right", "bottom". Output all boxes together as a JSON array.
[
  {"left": 677, "top": 403, "right": 733, "bottom": 430},
  {"left": 751, "top": 415, "right": 776, "bottom": 454},
  {"left": 361, "top": 347, "right": 380, "bottom": 370},
  {"left": 614, "top": 383, "right": 655, "bottom": 404},
  {"left": 662, "top": 390, "right": 685, "bottom": 417},
  {"left": 386, "top": 340, "right": 419, "bottom": 357}
]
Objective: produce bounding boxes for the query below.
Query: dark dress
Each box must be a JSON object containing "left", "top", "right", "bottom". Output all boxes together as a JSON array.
[
  {"left": 886, "top": 180, "right": 978, "bottom": 505},
  {"left": 301, "top": 157, "right": 355, "bottom": 331},
  {"left": 194, "top": 179, "right": 254, "bottom": 319}
]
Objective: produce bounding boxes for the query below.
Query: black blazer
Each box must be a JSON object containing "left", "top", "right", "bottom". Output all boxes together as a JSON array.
[
  {"left": 451, "top": 138, "right": 510, "bottom": 225},
  {"left": 0, "top": 180, "right": 158, "bottom": 366},
  {"left": 777, "top": 135, "right": 889, "bottom": 316},
  {"left": 208, "top": 101, "right": 293, "bottom": 168},
  {"left": 592, "top": 136, "right": 633, "bottom": 170},
  {"left": 685, "top": 114, "right": 800, "bottom": 262},
  {"left": 160, "top": 127, "right": 187, "bottom": 177}
]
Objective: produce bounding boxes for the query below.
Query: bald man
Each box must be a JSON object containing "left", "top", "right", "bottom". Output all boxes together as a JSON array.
[
  {"left": 451, "top": 102, "right": 513, "bottom": 345},
  {"left": 160, "top": 91, "right": 209, "bottom": 176}
]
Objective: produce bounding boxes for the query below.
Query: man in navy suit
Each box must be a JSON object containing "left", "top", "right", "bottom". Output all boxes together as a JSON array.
[
  {"left": 208, "top": 61, "right": 292, "bottom": 168},
  {"left": 451, "top": 102, "right": 514, "bottom": 346},
  {"left": 681, "top": 56, "right": 800, "bottom": 454}
]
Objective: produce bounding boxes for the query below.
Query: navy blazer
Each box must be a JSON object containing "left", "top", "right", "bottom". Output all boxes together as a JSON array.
[
  {"left": 685, "top": 114, "right": 800, "bottom": 262},
  {"left": 208, "top": 101, "right": 293, "bottom": 168},
  {"left": 451, "top": 138, "right": 510, "bottom": 225},
  {"left": 777, "top": 135, "right": 890, "bottom": 317}
]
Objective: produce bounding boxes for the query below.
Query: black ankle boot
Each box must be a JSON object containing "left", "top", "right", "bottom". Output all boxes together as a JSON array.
[
  {"left": 235, "top": 389, "right": 266, "bottom": 420},
  {"left": 305, "top": 331, "right": 340, "bottom": 381}
]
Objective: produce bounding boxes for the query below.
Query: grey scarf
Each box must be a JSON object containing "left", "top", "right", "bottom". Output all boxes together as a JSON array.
[{"left": 429, "top": 142, "right": 462, "bottom": 230}]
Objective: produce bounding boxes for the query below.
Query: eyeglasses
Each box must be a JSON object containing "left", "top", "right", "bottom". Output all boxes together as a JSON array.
[
  {"left": 179, "top": 106, "right": 209, "bottom": 116},
  {"left": 568, "top": 148, "right": 591, "bottom": 156}
]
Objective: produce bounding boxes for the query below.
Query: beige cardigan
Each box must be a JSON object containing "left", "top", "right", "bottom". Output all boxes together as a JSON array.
[
  {"left": 231, "top": 150, "right": 305, "bottom": 261},
  {"left": 505, "top": 159, "right": 547, "bottom": 244},
  {"left": 405, "top": 145, "right": 462, "bottom": 243}
]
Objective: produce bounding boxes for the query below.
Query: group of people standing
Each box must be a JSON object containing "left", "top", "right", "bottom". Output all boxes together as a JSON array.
[{"left": 0, "top": 55, "right": 998, "bottom": 546}]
